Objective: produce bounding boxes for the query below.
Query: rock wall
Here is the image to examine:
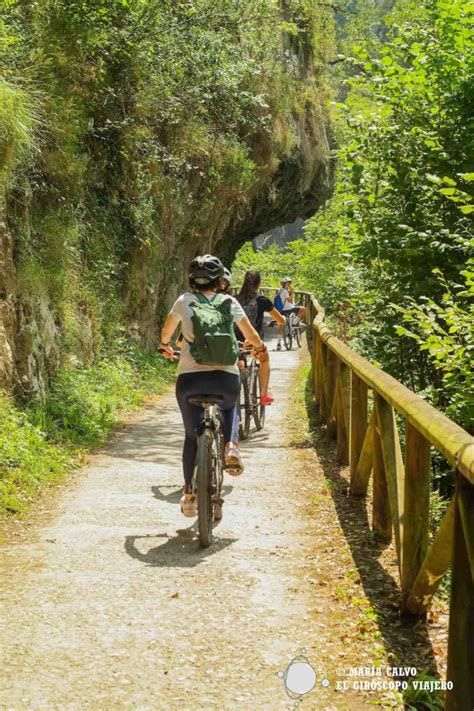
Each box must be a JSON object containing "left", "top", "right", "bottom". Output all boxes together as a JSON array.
[
  {"left": 0, "top": 3, "right": 335, "bottom": 396},
  {"left": 0, "top": 190, "right": 15, "bottom": 391},
  {"left": 252, "top": 218, "right": 305, "bottom": 251}
]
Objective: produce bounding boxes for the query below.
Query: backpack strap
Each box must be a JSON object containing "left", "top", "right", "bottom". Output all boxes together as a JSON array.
[{"left": 193, "top": 292, "right": 223, "bottom": 305}]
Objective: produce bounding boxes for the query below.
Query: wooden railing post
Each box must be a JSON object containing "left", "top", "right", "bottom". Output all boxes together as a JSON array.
[
  {"left": 350, "top": 409, "right": 374, "bottom": 496},
  {"left": 401, "top": 421, "right": 431, "bottom": 598},
  {"left": 350, "top": 372, "right": 368, "bottom": 488},
  {"left": 446, "top": 473, "right": 474, "bottom": 711},
  {"left": 374, "top": 393, "right": 405, "bottom": 571},
  {"left": 372, "top": 415, "right": 392, "bottom": 543},
  {"left": 320, "top": 341, "right": 329, "bottom": 422},
  {"left": 406, "top": 500, "right": 454, "bottom": 614},
  {"left": 312, "top": 326, "right": 319, "bottom": 402},
  {"left": 326, "top": 348, "right": 338, "bottom": 439},
  {"left": 336, "top": 361, "right": 350, "bottom": 464},
  {"left": 314, "top": 332, "right": 327, "bottom": 417},
  {"left": 306, "top": 296, "right": 314, "bottom": 347}
]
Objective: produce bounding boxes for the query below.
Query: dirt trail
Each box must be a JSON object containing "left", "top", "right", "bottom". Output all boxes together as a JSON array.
[{"left": 0, "top": 337, "right": 416, "bottom": 710}]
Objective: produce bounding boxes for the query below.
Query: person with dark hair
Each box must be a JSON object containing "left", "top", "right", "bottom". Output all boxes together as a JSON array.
[
  {"left": 237, "top": 270, "right": 285, "bottom": 405},
  {"left": 159, "top": 255, "right": 267, "bottom": 517},
  {"left": 218, "top": 268, "right": 232, "bottom": 295}
]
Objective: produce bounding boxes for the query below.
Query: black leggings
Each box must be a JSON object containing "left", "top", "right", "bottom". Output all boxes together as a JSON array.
[{"left": 176, "top": 371, "right": 240, "bottom": 489}]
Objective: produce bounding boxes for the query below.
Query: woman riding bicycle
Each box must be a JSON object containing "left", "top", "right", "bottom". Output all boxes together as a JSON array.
[
  {"left": 274, "top": 277, "right": 306, "bottom": 351},
  {"left": 159, "top": 255, "right": 267, "bottom": 517},
  {"left": 236, "top": 270, "right": 285, "bottom": 405}
]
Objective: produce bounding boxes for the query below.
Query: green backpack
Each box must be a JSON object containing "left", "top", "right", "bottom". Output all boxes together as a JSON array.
[{"left": 188, "top": 293, "right": 240, "bottom": 366}]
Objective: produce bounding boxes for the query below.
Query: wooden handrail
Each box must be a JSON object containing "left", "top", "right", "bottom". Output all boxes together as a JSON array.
[
  {"left": 250, "top": 283, "right": 472, "bottom": 704},
  {"left": 259, "top": 285, "right": 472, "bottom": 478},
  {"left": 320, "top": 318, "right": 472, "bottom": 482},
  {"left": 305, "top": 294, "right": 473, "bottom": 478},
  {"left": 292, "top": 288, "right": 474, "bottom": 709}
]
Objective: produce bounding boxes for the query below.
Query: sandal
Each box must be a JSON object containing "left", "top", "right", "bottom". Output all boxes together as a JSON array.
[
  {"left": 180, "top": 493, "right": 197, "bottom": 517},
  {"left": 225, "top": 443, "right": 244, "bottom": 476}
]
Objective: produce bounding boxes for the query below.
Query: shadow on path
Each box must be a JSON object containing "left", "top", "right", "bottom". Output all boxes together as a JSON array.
[
  {"left": 151, "top": 484, "right": 234, "bottom": 505},
  {"left": 124, "top": 526, "right": 236, "bottom": 568},
  {"left": 303, "top": 371, "right": 439, "bottom": 677},
  {"left": 107, "top": 412, "right": 183, "bottom": 466}
]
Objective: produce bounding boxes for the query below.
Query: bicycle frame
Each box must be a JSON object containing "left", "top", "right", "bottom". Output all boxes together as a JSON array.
[
  {"left": 196, "top": 403, "right": 224, "bottom": 475},
  {"left": 193, "top": 401, "right": 225, "bottom": 547},
  {"left": 201, "top": 403, "right": 218, "bottom": 429},
  {"left": 237, "top": 344, "right": 266, "bottom": 438}
]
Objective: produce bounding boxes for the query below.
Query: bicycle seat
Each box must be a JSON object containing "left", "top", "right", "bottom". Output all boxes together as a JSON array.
[{"left": 187, "top": 394, "right": 225, "bottom": 407}]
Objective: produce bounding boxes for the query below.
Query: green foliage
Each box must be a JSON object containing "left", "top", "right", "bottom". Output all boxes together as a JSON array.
[
  {"left": 239, "top": 0, "right": 472, "bottom": 527},
  {"left": 0, "top": 0, "right": 336, "bottom": 514},
  {"left": 0, "top": 392, "right": 71, "bottom": 515},
  {"left": 270, "top": 0, "right": 473, "bottom": 434},
  {"left": 402, "top": 670, "right": 445, "bottom": 710},
  {"left": 0, "top": 346, "right": 175, "bottom": 515},
  {"left": 233, "top": 198, "right": 362, "bottom": 333},
  {"left": 395, "top": 265, "right": 473, "bottom": 427},
  {"left": 232, "top": 241, "right": 295, "bottom": 289},
  {"left": 29, "top": 347, "right": 175, "bottom": 446},
  {"left": 1, "top": 0, "right": 334, "bottom": 370},
  {"left": 0, "top": 77, "right": 37, "bottom": 180}
]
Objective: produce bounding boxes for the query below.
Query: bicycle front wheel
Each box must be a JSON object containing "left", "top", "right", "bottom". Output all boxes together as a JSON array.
[
  {"left": 283, "top": 318, "right": 293, "bottom": 350},
  {"left": 238, "top": 370, "right": 251, "bottom": 440},
  {"left": 252, "top": 366, "right": 266, "bottom": 430},
  {"left": 196, "top": 431, "right": 213, "bottom": 548}
]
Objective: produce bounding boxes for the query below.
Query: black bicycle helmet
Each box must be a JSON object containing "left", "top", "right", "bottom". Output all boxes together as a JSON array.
[{"left": 188, "top": 254, "right": 224, "bottom": 285}]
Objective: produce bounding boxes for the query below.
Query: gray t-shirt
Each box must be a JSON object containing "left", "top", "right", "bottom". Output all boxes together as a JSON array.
[{"left": 171, "top": 292, "right": 246, "bottom": 375}]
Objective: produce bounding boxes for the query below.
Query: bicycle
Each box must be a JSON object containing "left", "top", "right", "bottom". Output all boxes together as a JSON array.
[
  {"left": 188, "top": 393, "right": 225, "bottom": 548},
  {"left": 159, "top": 348, "right": 225, "bottom": 548},
  {"left": 283, "top": 312, "right": 303, "bottom": 351},
  {"left": 237, "top": 345, "right": 265, "bottom": 440}
]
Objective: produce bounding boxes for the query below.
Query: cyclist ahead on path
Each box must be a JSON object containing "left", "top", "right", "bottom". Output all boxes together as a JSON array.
[
  {"left": 274, "top": 277, "right": 306, "bottom": 351},
  {"left": 159, "top": 255, "right": 268, "bottom": 517},
  {"left": 236, "top": 270, "right": 285, "bottom": 406},
  {"left": 219, "top": 268, "right": 232, "bottom": 295}
]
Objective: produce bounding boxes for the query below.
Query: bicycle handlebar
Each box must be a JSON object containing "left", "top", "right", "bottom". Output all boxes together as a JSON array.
[
  {"left": 159, "top": 345, "right": 262, "bottom": 362},
  {"left": 159, "top": 348, "right": 180, "bottom": 361}
]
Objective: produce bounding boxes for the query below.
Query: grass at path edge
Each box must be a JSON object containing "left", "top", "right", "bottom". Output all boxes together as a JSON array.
[{"left": 0, "top": 347, "right": 176, "bottom": 516}]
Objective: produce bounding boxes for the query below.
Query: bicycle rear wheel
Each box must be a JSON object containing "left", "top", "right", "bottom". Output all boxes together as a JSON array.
[
  {"left": 196, "top": 431, "right": 213, "bottom": 547},
  {"left": 295, "top": 321, "right": 302, "bottom": 348},
  {"left": 252, "top": 365, "right": 266, "bottom": 430},
  {"left": 283, "top": 317, "right": 293, "bottom": 350},
  {"left": 238, "top": 370, "right": 251, "bottom": 440}
]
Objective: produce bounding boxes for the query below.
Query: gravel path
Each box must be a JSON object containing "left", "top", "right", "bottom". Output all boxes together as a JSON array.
[{"left": 1, "top": 337, "right": 383, "bottom": 710}]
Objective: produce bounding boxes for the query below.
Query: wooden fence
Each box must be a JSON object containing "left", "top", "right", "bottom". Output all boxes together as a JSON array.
[{"left": 292, "top": 291, "right": 474, "bottom": 710}]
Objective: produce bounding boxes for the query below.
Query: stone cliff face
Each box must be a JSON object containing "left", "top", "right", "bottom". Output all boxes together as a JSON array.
[
  {"left": 252, "top": 218, "right": 305, "bottom": 251},
  {"left": 0, "top": 6, "right": 335, "bottom": 396},
  {"left": 0, "top": 190, "right": 15, "bottom": 391},
  {"left": 0, "top": 190, "right": 62, "bottom": 395},
  {"left": 218, "top": 109, "right": 334, "bottom": 262}
]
